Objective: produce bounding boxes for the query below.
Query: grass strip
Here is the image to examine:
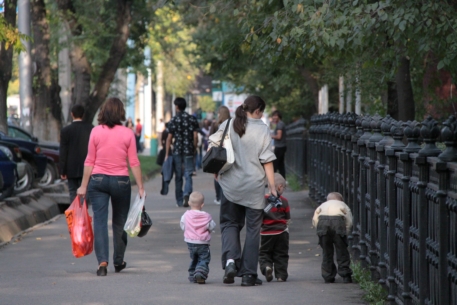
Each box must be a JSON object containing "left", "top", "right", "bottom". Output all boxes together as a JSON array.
[
  {"left": 351, "top": 261, "right": 388, "bottom": 305},
  {"left": 129, "top": 155, "right": 161, "bottom": 184}
]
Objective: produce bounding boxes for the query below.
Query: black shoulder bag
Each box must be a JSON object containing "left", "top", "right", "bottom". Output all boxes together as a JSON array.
[{"left": 202, "top": 118, "right": 231, "bottom": 174}]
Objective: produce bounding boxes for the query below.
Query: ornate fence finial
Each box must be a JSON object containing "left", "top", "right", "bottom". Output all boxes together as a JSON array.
[
  {"left": 369, "top": 114, "right": 383, "bottom": 143},
  {"left": 379, "top": 115, "right": 395, "bottom": 148},
  {"left": 418, "top": 116, "right": 442, "bottom": 157},
  {"left": 390, "top": 120, "right": 406, "bottom": 151},
  {"left": 438, "top": 115, "right": 457, "bottom": 162},
  {"left": 403, "top": 121, "right": 421, "bottom": 153},
  {"left": 353, "top": 116, "right": 364, "bottom": 141},
  {"left": 359, "top": 115, "right": 373, "bottom": 144}
]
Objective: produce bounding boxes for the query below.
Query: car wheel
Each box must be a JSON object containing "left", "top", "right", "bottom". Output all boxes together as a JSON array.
[
  {"left": 14, "top": 161, "right": 33, "bottom": 194},
  {"left": 36, "top": 163, "right": 56, "bottom": 187}
]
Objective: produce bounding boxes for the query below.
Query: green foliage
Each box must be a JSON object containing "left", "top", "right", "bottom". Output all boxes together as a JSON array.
[
  {"left": 286, "top": 173, "right": 305, "bottom": 192},
  {"left": 0, "top": 16, "right": 27, "bottom": 52},
  {"left": 149, "top": 6, "right": 200, "bottom": 97},
  {"left": 198, "top": 95, "right": 215, "bottom": 112},
  {"left": 351, "top": 261, "right": 388, "bottom": 305},
  {"left": 176, "top": 0, "right": 457, "bottom": 120}
]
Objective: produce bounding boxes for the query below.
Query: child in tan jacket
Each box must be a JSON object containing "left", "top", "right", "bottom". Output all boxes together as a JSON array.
[{"left": 312, "top": 192, "right": 353, "bottom": 284}]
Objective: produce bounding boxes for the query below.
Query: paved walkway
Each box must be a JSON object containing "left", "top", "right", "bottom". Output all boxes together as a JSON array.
[{"left": 0, "top": 170, "right": 365, "bottom": 305}]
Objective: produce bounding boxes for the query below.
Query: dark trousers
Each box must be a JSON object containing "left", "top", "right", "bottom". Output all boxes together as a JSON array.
[
  {"left": 319, "top": 229, "right": 352, "bottom": 281},
  {"left": 135, "top": 135, "right": 141, "bottom": 153},
  {"left": 187, "top": 243, "right": 211, "bottom": 282},
  {"left": 273, "top": 146, "right": 287, "bottom": 179},
  {"left": 67, "top": 178, "right": 82, "bottom": 204},
  {"left": 88, "top": 174, "right": 131, "bottom": 265},
  {"left": 220, "top": 192, "right": 263, "bottom": 277},
  {"left": 214, "top": 179, "right": 222, "bottom": 201},
  {"left": 259, "top": 232, "right": 289, "bottom": 280}
]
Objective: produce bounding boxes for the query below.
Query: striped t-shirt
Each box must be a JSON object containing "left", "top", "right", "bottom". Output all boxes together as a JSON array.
[{"left": 261, "top": 195, "right": 290, "bottom": 235}]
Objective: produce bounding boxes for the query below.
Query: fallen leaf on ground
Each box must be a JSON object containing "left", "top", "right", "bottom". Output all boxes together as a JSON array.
[
  {"left": 315, "top": 254, "right": 320, "bottom": 256},
  {"left": 36, "top": 238, "right": 41, "bottom": 240}
]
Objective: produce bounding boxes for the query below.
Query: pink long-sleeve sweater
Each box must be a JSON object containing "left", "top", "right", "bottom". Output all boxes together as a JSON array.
[{"left": 84, "top": 125, "right": 140, "bottom": 176}]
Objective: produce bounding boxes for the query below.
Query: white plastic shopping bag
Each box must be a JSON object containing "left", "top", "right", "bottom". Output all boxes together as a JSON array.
[
  {"left": 124, "top": 191, "right": 146, "bottom": 237},
  {"left": 219, "top": 119, "right": 235, "bottom": 174}
]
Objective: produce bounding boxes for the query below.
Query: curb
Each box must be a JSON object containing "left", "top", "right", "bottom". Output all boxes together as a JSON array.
[{"left": 0, "top": 182, "right": 69, "bottom": 245}]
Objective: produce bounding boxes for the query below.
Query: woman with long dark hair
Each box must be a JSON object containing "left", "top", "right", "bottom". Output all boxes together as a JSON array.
[
  {"left": 77, "top": 97, "right": 145, "bottom": 276},
  {"left": 209, "top": 95, "right": 277, "bottom": 286}
]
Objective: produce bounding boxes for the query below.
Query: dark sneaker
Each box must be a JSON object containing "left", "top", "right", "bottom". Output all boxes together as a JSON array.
[
  {"left": 325, "top": 278, "right": 335, "bottom": 283},
  {"left": 195, "top": 274, "right": 206, "bottom": 284},
  {"left": 183, "top": 195, "right": 189, "bottom": 207},
  {"left": 223, "top": 262, "right": 236, "bottom": 284},
  {"left": 343, "top": 276, "right": 352, "bottom": 283},
  {"left": 265, "top": 266, "right": 273, "bottom": 282},
  {"left": 114, "top": 262, "right": 126, "bottom": 273},
  {"left": 241, "top": 275, "right": 262, "bottom": 286}
]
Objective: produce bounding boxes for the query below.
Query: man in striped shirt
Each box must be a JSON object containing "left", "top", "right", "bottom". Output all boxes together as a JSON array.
[{"left": 258, "top": 173, "right": 291, "bottom": 282}]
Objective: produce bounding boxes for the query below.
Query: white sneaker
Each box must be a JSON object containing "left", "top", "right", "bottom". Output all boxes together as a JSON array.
[{"left": 214, "top": 199, "right": 221, "bottom": 205}]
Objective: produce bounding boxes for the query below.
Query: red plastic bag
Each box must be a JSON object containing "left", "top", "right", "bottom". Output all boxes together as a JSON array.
[{"left": 65, "top": 197, "right": 94, "bottom": 258}]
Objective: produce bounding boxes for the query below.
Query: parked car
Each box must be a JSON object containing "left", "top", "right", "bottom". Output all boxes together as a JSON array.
[
  {"left": 0, "top": 149, "right": 17, "bottom": 200},
  {"left": 0, "top": 141, "right": 34, "bottom": 193},
  {"left": 7, "top": 124, "right": 60, "bottom": 187},
  {"left": 0, "top": 129, "right": 47, "bottom": 186}
]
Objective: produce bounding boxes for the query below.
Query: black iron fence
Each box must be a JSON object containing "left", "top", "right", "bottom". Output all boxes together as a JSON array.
[
  {"left": 307, "top": 113, "right": 457, "bottom": 305},
  {"left": 285, "top": 118, "right": 308, "bottom": 186}
]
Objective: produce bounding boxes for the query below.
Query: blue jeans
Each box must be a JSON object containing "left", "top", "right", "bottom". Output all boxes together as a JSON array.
[
  {"left": 173, "top": 154, "right": 194, "bottom": 206},
  {"left": 187, "top": 243, "right": 211, "bottom": 282},
  {"left": 88, "top": 174, "right": 131, "bottom": 265},
  {"left": 195, "top": 146, "right": 202, "bottom": 170}
]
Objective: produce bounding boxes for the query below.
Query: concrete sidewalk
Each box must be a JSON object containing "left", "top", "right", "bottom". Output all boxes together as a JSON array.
[{"left": 0, "top": 170, "right": 365, "bottom": 305}]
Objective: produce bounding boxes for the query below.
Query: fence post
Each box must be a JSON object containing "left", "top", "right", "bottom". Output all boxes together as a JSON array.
[
  {"left": 351, "top": 116, "right": 363, "bottom": 259},
  {"left": 400, "top": 151, "right": 413, "bottom": 305}
]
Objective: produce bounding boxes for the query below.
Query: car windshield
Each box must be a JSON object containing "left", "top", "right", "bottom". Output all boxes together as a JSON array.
[{"left": 8, "top": 127, "right": 33, "bottom": 142}]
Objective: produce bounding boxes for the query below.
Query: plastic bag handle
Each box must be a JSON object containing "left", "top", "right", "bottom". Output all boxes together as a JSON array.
[{"left": 79, "top": 195, "right": 85, "bottom": 206}]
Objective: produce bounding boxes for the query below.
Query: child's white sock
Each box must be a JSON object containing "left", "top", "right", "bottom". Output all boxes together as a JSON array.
[{"left": 226, "top": 259, "right": 234, "bottom": 266}]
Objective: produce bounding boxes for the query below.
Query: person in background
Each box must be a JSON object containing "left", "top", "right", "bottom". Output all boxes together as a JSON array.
[
  {"left": 312, "top": 192, "right": 353, "bottom": 284},
  {"left": 77, "top": 97, "right": 145, "bottom": 276},
  {"left": 180, "top": 191, "right": 216, "bottom": 284},
  {"left": 165, "top": 97, "right": 199, "bottom": 207},
  {"left": 271, "top": 110, "right": 287, "bottom": 179},
  {"left": 209, "top": 95, "right": 277, "bottom": 286},
  {"left": 135, "top": 118, "right": 143, "bottom": 153},
  {"left": 59, "top": 104, "right": 94, "bottom": 204},
  {"left": 209, "top": 105, "right": 230, "bottom": 205},
  {"left": 158, "top": 118, "right": 165, "bottom": 148},
  {"left": 125, "top": 117, "right": 134, "bottom": 132}
]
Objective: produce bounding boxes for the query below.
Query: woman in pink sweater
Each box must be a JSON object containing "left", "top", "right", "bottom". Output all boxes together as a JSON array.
[{"left": 77, "top": 97, "right": 145, "bottom": 276}]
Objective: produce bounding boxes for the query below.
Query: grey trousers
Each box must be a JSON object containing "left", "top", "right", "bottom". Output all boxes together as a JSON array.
[{"left": 220, "top": 192, "right": 263, "bottom": 277}]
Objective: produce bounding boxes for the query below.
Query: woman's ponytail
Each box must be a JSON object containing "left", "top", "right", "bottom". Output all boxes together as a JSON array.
[
  {"left": 233, "top": 105, "right": 247, "bottom": 137},
  {"left": 233, "top": 95, "right": 266, "bottom": 138}
]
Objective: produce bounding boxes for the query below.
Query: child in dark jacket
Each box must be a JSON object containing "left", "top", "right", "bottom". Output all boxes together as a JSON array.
[
  {"left": 259, "top": 173, "right": 291, "bottom": 282},
  {"left": 180, "top": 191, "right": 216, "bottom": 284}
]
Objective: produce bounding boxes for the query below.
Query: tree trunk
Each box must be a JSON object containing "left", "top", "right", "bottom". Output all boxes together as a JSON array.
[
  {"left": 0, "top": 0, "right": 18, "bottom": 134},
  {"left": 31, "top": 0, "right": 62, "bottom": 141},
  {"left": 395, "top": 56, "right": 415, "bottom": 121},
  {"left": 298, "top": 66, "right": 319, "bottom": 114},
  {"left": 84, "top": 0, "right": 133, "bottom": 123},
  {"left": 57, "top": 0, "right": 132, "bottom": 124},
  {"left": 387, "top": 81, "right": 398, "bottom": 120}
]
